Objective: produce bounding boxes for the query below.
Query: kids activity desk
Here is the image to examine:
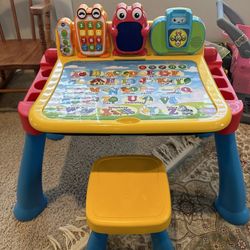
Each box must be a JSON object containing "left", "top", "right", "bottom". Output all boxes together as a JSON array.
[{"left": 15, "top": 5, "right": 249, "bottom": 226}]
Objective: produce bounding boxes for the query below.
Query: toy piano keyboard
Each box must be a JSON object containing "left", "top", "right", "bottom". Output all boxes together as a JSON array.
[{"left": 29, "top": 5, "right": 231, "bottom": 134}]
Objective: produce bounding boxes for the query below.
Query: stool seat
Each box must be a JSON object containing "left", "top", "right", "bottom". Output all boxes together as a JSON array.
[{"left": 86, "top": 155, "right": 171, "bottom": 234}]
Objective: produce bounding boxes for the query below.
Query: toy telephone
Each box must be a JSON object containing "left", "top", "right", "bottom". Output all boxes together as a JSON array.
[
  {"left": 56, "top": 18, "right": 74, "bottom": 56},
  {"left": 74, "top": 4, "right": 108, "bottom": 56},
  {"left": 150, "top": 8, "right": 205, "bottom": 55}
]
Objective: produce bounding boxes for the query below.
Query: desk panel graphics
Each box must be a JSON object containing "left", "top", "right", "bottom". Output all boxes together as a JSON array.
[
  {"left": 29, "top": 4, "right": 231, "bottom": 134},
  {"left": 43, "top": 61, "right": 218, "bottom": 121}
]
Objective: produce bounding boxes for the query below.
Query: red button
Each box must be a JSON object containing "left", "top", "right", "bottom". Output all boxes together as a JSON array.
[
  {"left": 79, "top": 72, "right": 87, "bottom": 76},
  {"left": 89, "top": 37, "right": 94, "bottom": 43},
  {"left": 96, "top": 36, "right": 102, "bottom": 43},
  {"left": 81, "top": 37, "right": 87, "bottom": 43}
]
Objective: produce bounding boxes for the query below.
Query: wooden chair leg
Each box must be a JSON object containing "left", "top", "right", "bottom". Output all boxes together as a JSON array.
[
  {"left": 0, "top": 70, "right": 6, "bottom": 82},
  {"left": 0, "top": 70, "right": 28, "bottom": 93},
  {"left": 0, "top": 70, "right": 9, "bottom": 89},
  {"left": 37, "top": 14, "right": 47, "bottom": 53},
  {"left": 45, "top": 11, "right": 51, "bottom": 48}
]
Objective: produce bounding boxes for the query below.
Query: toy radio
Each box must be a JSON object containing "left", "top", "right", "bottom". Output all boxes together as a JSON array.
[
  {"left": 75, "top": 4, "right": 108, "bottom": 56},
  {"left": 56, "top": 18, "right": 74, "bottom": 56},
  {"left": 150, "top": 8, "right": 205, "bottom": 55}
]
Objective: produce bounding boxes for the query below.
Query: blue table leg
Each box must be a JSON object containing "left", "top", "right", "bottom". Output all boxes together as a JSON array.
[
  {"left": 46, "top": 133, "right": 65, "bottom": 141},
  {"left": 13, "top": 133, "right": 47, "bottom": 221},
  {"left": 214, "top": 133, "right": 249, "bottom": 225},
  {"left": 86, "top": 232, "right": 108, "bottom": 250},
  {"left": 151, "top": 231, "right": 174, "bottom": 250}
]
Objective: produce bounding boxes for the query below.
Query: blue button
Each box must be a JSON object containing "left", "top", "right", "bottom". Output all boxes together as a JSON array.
[
  {"left": 82, "top": 44, "right": 88, "bottom": 51},
  {"left": 96, "top": 44, "right": 102, "bottom": 51}
]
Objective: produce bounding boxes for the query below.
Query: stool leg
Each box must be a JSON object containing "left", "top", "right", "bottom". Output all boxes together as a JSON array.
[
  {"left": 151, "top": 231, "right": 174, "bottom": 250},
  {"left": 86, "top": 231, "right": 108, "bottom": 250}
]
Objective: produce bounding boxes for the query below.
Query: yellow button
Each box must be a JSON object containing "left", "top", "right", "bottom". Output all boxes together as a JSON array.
[
  {"left": 79, "top": 30, "right": 86, "bottom": 36},
  {"left": 88, "top": 30, "right": 94, "bottom": 36},
  {"left": 96, "top": 30, "right": 102, "bottom": 36}
]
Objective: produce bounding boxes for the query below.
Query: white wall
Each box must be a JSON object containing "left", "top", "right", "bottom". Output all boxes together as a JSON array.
[
  {"left": 71, "top": 0, "right": 250, "bottom": 42},
  {"left": 1, "top": 0, "right": 250, "bottom": 42}
]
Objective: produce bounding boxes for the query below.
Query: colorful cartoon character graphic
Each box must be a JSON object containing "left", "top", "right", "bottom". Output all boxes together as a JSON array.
[
  {"left": 175, "top": 77, "right": 191, "bottom": 85},
  {"left": 90, "top": 78, "right": 105, "bottom": 85},
  {"left": 110, "top": 2, "right": 149, "bottom": 55}
]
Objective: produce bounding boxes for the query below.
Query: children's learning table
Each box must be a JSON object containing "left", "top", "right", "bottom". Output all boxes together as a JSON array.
[{"left": 15, "top": 5, "right": 249, "bottom": 225}]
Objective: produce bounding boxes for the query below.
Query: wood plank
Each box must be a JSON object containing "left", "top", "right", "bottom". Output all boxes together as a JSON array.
[
  {"left": 30, "top": 3, "right": 51, "bottom": 15},
  {"left": 0, "top": 88, "right": 28, "bottom": 93},
  {"left": 0, "top": 40, "right": 43, "bottom": 69},
  {"left": 10, "top": 0, "right": 21, "bottom": 40}
]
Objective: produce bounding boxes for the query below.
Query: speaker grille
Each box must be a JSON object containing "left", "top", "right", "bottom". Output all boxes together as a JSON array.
[{"left": 190, "top": 36, "right": 202, "bottom": 48}]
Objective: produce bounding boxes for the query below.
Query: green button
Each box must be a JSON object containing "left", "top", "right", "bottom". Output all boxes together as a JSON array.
[
  {"left": 96, "top": 21, "right": 102, "bottom": 29},
  {"left": 89, "top": 44, "right": 95, "bottom": 51},
  {"left": 63, "top": 40, "right": 68, "bottom": 45},
  {"left": 63, "top": 47, "right": 70, "bottom": 53},
  {"left": 78, "top": 22, "right": 85, "bottom": 29},
  {"left": 88, "top": 22, "right": 93, "bottom": 29},
  {"left": 168, "top": 65, "right": 176, "bottom": 69},
  {"left": 61, "top": 30, "right": 67, "bottom": 37}
]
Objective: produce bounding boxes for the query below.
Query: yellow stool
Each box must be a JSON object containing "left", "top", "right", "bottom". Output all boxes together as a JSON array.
[{"left": 86, "top": 155, "right": 173, "bottom": 250}]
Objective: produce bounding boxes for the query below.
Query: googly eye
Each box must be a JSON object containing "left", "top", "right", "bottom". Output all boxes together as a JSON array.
[
  {"left": 132, "top": 8, "right": 142, "bottom": 20},
  {"left": 92, "top": 8, "right": 101, "bottom": 19},
  {"left": 172, "top": 18, "right": 177, "bottom": 23},
  {"left": 77, "top": 8, "right": 87, "bottom": 19},
  {"left": 116, "top": 8, "right": 127, "bottom": 20}
]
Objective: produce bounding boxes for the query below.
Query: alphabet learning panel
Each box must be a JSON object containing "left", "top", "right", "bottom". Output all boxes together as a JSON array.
[{"left": 42, "top": 60, "right": 222, "bottom": 122}]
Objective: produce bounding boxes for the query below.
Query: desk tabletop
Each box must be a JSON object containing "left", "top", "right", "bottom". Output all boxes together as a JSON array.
[{"left": 29, "top": 54, "right": 231, "bottom": 134}]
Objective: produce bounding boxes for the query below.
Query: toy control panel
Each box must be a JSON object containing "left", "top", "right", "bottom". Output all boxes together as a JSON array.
[
  {"left": 75, "top": 4, "right": 108, "bottom": 56},
  {"left": 150, "top": 8, "right": 205, "bottom": 55},
  {"left": 55, "top": 4, "right": 206, "bottom": 58}
]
